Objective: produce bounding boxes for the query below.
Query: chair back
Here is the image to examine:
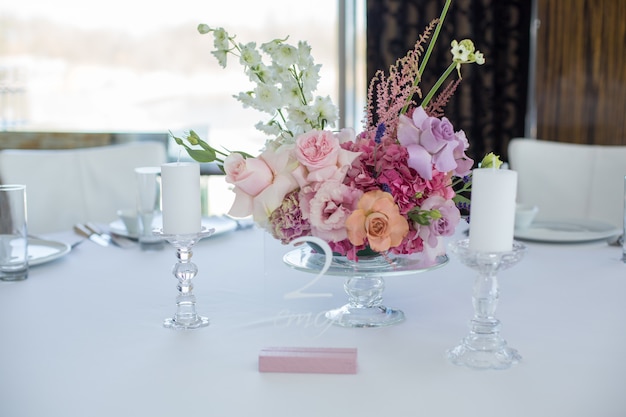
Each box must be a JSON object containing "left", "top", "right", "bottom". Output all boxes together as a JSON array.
[
  {"left": 508, "top": 138, "right": 626, "bottom": 229},
  {"left": 0, "top": 142, "right": 167, "bottom": 234}
]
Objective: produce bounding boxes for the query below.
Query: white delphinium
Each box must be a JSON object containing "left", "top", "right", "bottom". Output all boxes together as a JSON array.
[
  {"left": 196, "top": 24, "right": 338, "bottom": 140},
  {"left": 259, "top": 38, "right": 284, "bottom": 56},
  {"left": 239, "top": 42, "right": 262, "bottom": 65},
  {"left": 252, "top": 84, "right": 282, "bottom": 114},
  {"left": 272, "top": 43, "right": 299, "bottom": 67},
  {"left": 308, "top": 96, "right": 338, "bottom": 128},
  {"left": 198, "top": 25, "right": 231, "bottom": 67},
  {"left": 233, "top": 91, "right": 255, "bottom": 109},
  {"left": 255, "top": 120, "right": 282, "bottom": 138},
  {"left": 282, "top": 82, "right": 305, "bottom": 107},
  {"left": 285, "top": 107, "right": 308, "bottom": 131}
]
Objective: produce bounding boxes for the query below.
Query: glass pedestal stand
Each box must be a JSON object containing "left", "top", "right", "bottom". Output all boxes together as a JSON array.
[
  {"left": 154, "top": 228, "right": 214, "bottom": 330},
  {"left": 447, "top": 239, "right": 527, "bottom": 370},
  {"left": 283, "top": 247, "right": 448, "bottom": 328},
  {"left": 325, "top": 256, "right": 404, "bottom": 327}
]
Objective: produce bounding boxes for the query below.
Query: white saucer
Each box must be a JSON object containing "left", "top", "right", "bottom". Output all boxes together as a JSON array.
[
  {"left": 514, "top": 219, "right": 621, "bottom": 243},
  {"left": 109, "top": 214, "right": 243, "bottom": 239},
  {"left": 28, "top": 238, "right": 71, "bottom": 266}
]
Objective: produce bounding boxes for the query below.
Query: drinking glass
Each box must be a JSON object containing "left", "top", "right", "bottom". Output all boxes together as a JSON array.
[
  {"left": 0, "top": 185, "right": 28, "bottom": 281},
  {"left": 622, "top": 175, "right": 625, "bottom": 263},
  {"left": 135, "top": 167, "right": 163, "bottom": 248}
]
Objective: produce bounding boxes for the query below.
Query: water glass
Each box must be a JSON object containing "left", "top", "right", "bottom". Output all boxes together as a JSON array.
[
  {"left": 622, "top": 175, "right": 626, "bottom": 263},
  {"left": 0, "top": 185, "right": 28, "bottom": 281},
  {"left": 135, "top": 167, "right": 162, "bottom": 247}
]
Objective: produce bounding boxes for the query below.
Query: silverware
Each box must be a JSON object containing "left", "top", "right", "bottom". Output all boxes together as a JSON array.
[
  {"left": 70, "top": 238, "right": 85, "bottom": 249},
  {"left": 85, "top": 222, "right": 112, "bottom": 245},
  {"left": 85, "top": 222, "right": 136, "bottom": 249},
  {"left": 73, "top": 224, "right": 109, "bottom": 247},
  {"left": 108, "top": 232, "right": 137, "bottom": 249}
]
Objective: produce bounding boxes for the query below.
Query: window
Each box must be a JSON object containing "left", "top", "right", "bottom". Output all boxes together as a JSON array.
[
  {"left": 0, "top": 0, "right": 365, "bottom": 214},
  {"left": 2, "top": 1, "right": 366, "bottom": 145}
]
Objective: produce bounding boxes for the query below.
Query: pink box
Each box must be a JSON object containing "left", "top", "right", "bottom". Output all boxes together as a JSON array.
[{"left": 258, "top": 347, "right": 358, "bottom": 374}]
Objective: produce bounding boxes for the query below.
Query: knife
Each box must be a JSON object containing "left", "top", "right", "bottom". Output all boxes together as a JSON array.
[
  {"left": 73, "top": 223, "right": 110, "bottom": 247},
  {"left": 85, "top": 222, "right": 136, "bottom": 249},
  {"left": 85, "top": 222, "right": 112, "bottom": 245}
]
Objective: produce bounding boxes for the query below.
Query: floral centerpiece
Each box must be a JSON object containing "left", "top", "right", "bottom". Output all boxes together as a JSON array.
[{"left": 174, "top": 0, "right": 484, "bottom": 266}]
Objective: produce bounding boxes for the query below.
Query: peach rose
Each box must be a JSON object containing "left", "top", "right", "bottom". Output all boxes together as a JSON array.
[{"left": 345, "top": 190, "right": 409, "bottom": 252}]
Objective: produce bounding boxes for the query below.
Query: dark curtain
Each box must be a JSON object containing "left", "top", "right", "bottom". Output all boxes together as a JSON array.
[{"left": 366, "top": 0, "right": 531, "bottom": 162}]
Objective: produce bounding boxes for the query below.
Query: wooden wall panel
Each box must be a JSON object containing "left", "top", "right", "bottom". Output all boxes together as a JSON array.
[{"left": 535, "top": 0, "right": 626, "bottom": 145}]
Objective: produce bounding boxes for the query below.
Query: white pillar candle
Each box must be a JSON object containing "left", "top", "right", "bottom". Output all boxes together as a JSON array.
[
  {"left": 161, "top": 162, "right": 202, "bottom": 235},
  {"left": 469, "top": 168, "right": 518, "bottom": 252}
]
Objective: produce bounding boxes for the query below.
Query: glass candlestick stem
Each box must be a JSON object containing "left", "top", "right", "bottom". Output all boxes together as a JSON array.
[{"left": 155, "top": 228, "right": 214, "bottom": 330}]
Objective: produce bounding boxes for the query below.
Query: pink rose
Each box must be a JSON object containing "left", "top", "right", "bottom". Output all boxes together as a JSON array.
[
  {"left": 397, "top": 107, "right": 473, "bottom": 179},
  {"left": 224, "top": 147, "right": 299, "bottom": 224},
  {"left": 450, "top": 129, "right": 473, "bottom": 177},
  {"left": 303, "top": 181, "right": 363, "bottom": 243},
  {"left": 296, "top": 129, "right": 339, "bottom": 170},
  {"left": 292, "top": 129, "right": 361, "bottom": 186},
  {"left": 224, "top": 153, "right": 273, "bottom": 196},
  {"left": 397, "top": 113, "right": 435, "bottom": 180},
  {"left": 417, "top": 195, "right": 461, "bottom": 261}
]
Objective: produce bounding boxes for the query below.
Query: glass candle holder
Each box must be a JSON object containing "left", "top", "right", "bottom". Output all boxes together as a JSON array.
[
  {"left": 446, "top": 238, "right": 527, "bottom": 370},
  {"left": 154, "top": 227, "right": 214, "bottom": 329}
]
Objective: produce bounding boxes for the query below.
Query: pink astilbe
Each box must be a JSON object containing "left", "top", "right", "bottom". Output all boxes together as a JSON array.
[
  {"left": 365, "top": 20, "right": 438, "bottom": 141},
  {"left": 425, "top": 79, "right": 461, "bottom": 118}
]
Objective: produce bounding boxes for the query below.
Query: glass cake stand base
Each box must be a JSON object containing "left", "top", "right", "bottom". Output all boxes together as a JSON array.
[
  {"left": 283, "top": 246, "right": 448, "bottom": 328},
  {"left": 164, "top": 316, "right": 210, "bottom": 330},
  {"left": 325, "top": 304, "right": 405, "bottom": 328}
]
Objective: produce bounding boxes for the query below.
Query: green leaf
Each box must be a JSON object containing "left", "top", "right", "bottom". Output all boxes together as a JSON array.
[
  {"left": 185, "top": 148, "right": 217, "bottom": 163},
  {"left": 453, "top": 195, "right": 471, "bottom": 205}
]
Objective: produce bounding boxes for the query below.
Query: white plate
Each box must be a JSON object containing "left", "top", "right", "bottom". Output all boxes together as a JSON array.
[
  {"left": 514, "top": 219, "right": 621, "bottom": 243},
  {"left": 28, "top": 238, "right": 71, "bottom": 266},
  {"left": 109, "top": 214, "right": 243, "bottom": 239}
]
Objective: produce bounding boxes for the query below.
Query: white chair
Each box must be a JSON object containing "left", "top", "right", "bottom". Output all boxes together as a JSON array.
[
  {"left": 0, "top": 142, "right": 167, "bottom": 234},
  {"left": 508, "top": 138, "right": 626, "bottom": 229}
]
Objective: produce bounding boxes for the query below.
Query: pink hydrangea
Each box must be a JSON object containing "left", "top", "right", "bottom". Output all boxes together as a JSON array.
[
  {"left": 426, "top": 171, "right": 456, "bottom": 200},
  {"left": 389, "top": 227, "right": 424, "bottom": 256}
]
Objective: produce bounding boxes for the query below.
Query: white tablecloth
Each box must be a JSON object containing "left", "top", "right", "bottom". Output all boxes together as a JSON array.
[{"left": 1, "top": 224, "right": 625, "bottom": 417}]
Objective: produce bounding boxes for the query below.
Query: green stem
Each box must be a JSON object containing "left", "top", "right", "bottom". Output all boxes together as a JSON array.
[
  {"left": 401, "top": 0, "right": 452, "bottom": 114},
  {"left": 418, "top": 0, "right": 451, "bottom": 77},
  {"left": 214, "top": 148, "right": 229, "bottom": 158},
  {"left": 421, "top": 61, "right": 455, "bottom": 108}
]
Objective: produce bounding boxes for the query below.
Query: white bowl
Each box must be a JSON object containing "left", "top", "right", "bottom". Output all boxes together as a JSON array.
[
  {"left": 515, "top": 204, "right": 539, "bottom": 230},
  {"left": 116, "top": 208, "right": 139, "bottom": 236}
]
